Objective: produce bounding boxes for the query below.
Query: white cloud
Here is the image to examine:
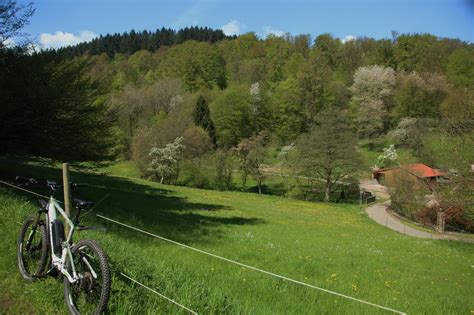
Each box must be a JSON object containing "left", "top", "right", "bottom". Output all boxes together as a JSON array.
[
  {"left": 342, "top": 35, "right": 356, "bottom": 43},
  {"left": 221, "top": 20, "right": 244, "bottom": 36},
  {"left": 263, "top": 26, "right": 285, "bottom": 38},
  {"left": 39, "top": 30, "right": 97, "bottom": 49}
]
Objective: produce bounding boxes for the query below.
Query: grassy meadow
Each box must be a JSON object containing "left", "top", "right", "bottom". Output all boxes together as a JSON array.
[{"left": 0, "top": 156, "right": 473, "bottom": 314}]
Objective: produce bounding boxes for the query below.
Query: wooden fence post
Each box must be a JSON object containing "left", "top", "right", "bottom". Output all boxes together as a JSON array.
[{"left": 62, "top": 163, "right": 71, "bottom": 234}]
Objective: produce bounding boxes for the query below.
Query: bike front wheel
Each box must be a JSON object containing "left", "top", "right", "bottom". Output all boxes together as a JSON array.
[
  {"left": 17, "top": 216, "right": 49, "bottom": 281},
  {"left": 64, "top": 239, "right": 111, "bottom": 315}
]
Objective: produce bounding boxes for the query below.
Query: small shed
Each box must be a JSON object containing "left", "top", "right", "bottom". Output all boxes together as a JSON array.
[{"left": 373, "top": 163, "right": 445, "bottom": 188}]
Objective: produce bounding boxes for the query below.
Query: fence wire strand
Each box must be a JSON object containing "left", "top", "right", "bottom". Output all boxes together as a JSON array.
[
  {"left": 120, "top": 272, "right": 198, "bottom": 314},
  {"left": 1, "top": 179, "right": 406, "bottom": 314},
  {"left": 97, "top": 214, "right": 407, "bottom": 315},
  {"left": 0, "top": 180, "right": 51, "bottom": 200}
]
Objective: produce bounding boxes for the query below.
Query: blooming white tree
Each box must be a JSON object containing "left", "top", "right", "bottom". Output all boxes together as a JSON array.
[
  {"left": 277, "top": 143, "right": 295, "bottom": 163},
  {"left": 250, "top": 82, "right": 260, "bottom": 99},
  {"left": 356, "top": 98, "right": 386, "bottom": 139},
  {"left": 148, "top": 137, "right": 185, "bottom": 184},
  {"left": 351, "top": 65, "right": 396, "bottom": 138},
  {"left": 390, "top": 117, "right": 427, "bottom": 154},
  {"left": 351, "top": 65, "right": 396, "bottom": 100},
  {"left": 248, "top": 82, "right": 270, "bottom": 133},
  {"left": 377, "top": 144, "right": 398, "bottom": 168},
  {"left": 249, "top": 82, "right": 261, "bottom": 115}
]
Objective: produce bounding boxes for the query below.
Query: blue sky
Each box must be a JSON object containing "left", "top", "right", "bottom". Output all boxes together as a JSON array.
[{"left": 19, "top": 0, "right": 474, "bottom": 49}]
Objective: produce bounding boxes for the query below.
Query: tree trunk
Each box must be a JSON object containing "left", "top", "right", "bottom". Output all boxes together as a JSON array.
[
  {"left": 242, "top": 173, "right": 247, "bottom": 190},
  {"left": 258, "top": 181, "right": 262, "bottom": 194},
  {"left": 324, "top": 183, "right": 331, "bottom": 202},
  {"left": 129, "top": 118, "right": 134, "bottom": 137}
]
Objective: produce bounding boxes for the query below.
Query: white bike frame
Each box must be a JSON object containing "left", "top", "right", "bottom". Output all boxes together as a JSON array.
[{"left": 47, "top": 196, "right": 97, "bottom": 283}]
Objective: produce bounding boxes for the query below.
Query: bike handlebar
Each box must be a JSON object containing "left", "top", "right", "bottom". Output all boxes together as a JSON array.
[
  {"left": 16, "top": 176, "right": 87, "bottom": 191},
  {"left": 15, "top": 176, "right": 38, "bottom": 185}
]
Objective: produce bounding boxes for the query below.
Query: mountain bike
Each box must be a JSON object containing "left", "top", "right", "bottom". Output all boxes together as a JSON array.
[{"left": 16, "top": 177, "right": 111, "bottom": 314}]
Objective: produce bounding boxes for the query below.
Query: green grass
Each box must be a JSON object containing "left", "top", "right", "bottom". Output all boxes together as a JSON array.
[
  {"left": 0, "top": 156, "right": 473, "bottom": 314},
  {"left": 100, "top": 160, "right": 142, "bottom": 179}
]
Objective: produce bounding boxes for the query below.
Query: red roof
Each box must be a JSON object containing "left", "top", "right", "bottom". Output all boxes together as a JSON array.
[
  {"left": 374, "top": 163, "right": 444, "bottom": 178},
  {"left": 403, "top": 163, "right": 444, "bottom": 178}
]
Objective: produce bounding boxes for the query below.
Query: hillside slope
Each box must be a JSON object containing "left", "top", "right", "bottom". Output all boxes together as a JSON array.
[{"left": 0, "top": 157, "right": 473, "bottom": 314}]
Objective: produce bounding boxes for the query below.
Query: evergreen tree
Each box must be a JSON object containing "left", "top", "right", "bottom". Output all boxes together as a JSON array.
[
  {"left": 0, "top": 53, "right": 114, "bottom": 160},
  {"left": 46, "top": 26, "right": 230, "bottom": 58},
  {"left": 193, "top": 96, "right": 216, "bottom": 144}
]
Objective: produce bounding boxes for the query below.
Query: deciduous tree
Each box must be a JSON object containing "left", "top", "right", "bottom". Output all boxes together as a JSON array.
[
  {"left": 394, "top": 72, "right": 447, "bottom": 119},
  {"left": 446, "top": 47, "right": 474, "bottom": 88},
  {"left": 211, "top": 87, "right": 252, "bottom": 147},
  {"left": 148, "top": 136, "right": 186, "bottom": 184},
  {"left": 234, "top": 132, "right": 268, "bottom": 193},
  {"left": 390, "top": 118, "right": 428, "bottom": 155},
  {"left": 295, "top": 111, "right": 360, "bottom": 201},
  {"left": 350, "top": 65, "right": 396, "bottom": 138},
  {"left": 213, "top": 149, "right": 235, "bottom": 190}
]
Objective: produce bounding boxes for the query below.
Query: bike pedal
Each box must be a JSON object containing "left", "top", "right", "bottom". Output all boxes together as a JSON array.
[{"left": 46, "top": 267, "right": 60, "bottom": 278}]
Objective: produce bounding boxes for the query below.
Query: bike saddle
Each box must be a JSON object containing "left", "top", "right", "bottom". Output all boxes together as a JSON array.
[
  {"left": 73, "top": 198, "right": 95, "bottom": 208},
  {"left": 38, "top": 199, "right": 48, "bottom": 209}
]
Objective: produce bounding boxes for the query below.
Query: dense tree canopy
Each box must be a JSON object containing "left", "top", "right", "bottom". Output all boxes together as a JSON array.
[
  {"left": 295, "top": 110, "right": 360, "bottom": 201},
  {"left": 1, "top": 3, "right": 473, "bottom": 207},
  {"left": 0, "top": 0, "right": 34, "bottom": 50},
  {"left": 40, "top": 26, "right": 232, "bottom": 59},
  {"left": 0, "top": 50, "right": 113, "bottom": 160}
]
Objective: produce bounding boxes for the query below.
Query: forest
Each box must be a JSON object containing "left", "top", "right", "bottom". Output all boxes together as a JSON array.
[{"left": 1, "top": 1, "right": 473, "bottom": 231}]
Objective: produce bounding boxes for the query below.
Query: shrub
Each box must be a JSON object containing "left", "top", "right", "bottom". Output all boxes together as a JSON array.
[
  {"left": 179, "top": 160, "right": 211, "bottom": 189},
  {"left": 212, "top": 149, "right": 234, "bottom": 190},
  {"left": 389, "top": 171, "right": 427, "bottom": 220},
  {"left": 287, "top": 186, "right": 307, "bottom": 200},
  {"left": 417, "top": 203, "right": 474, "bottom": 233},
  {"left": 416, "top": 206, "right": 438, "bottom": 227},
  {"left": 377, "top": 144, "right": 398, "bottom": 168}
]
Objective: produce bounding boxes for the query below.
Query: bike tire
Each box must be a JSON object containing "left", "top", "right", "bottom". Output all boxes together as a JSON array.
[
  {"left": 17, "top": 216, "right": 49, "bottom": 281},
  {"left": 63, "top": 239, "right": 111, "bottom": 315}
]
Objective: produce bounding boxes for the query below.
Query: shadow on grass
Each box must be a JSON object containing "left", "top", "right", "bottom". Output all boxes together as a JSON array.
[{"left": 0, "top": 156, "right": 265, "bottom": 245}]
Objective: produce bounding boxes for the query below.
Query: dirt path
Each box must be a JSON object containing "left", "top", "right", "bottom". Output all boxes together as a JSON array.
[{"left": 365, "top": 201, "right": 474, "bottom": 243}]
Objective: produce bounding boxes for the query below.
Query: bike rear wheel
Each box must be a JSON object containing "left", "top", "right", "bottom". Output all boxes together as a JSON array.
[
  {"left": 64, "top": 239, "right": 111, "bottom": 315},
  {"left": 17, "top": 216, "right": 49, "bottom": 281}
]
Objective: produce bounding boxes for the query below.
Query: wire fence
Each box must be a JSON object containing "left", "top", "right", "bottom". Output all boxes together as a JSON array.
[
  {"left": 119, "top": 272, "right": 197, "bottom": 314},
  {"left": 365, "top": 202, "right": 474, "bottom": 243},
  {"left": 0, "top": 180, "right": 51, "bottom": 200},
  {"left": 1, "top": 180, "right": 197, "bottom": 313},
  {"left": 97, "top": 214, "right": 407, "bottom": 315},
  {"left": 2, "top": 179, "right": 407, "bottom": 314}
]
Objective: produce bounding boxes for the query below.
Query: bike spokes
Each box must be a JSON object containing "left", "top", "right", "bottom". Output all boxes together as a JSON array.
[
  {"left": 18, "top": 221, "right": 47, "bottom": 279},
  {"left": 65, "top": 241, "right": 110, "bottom": 315}
]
